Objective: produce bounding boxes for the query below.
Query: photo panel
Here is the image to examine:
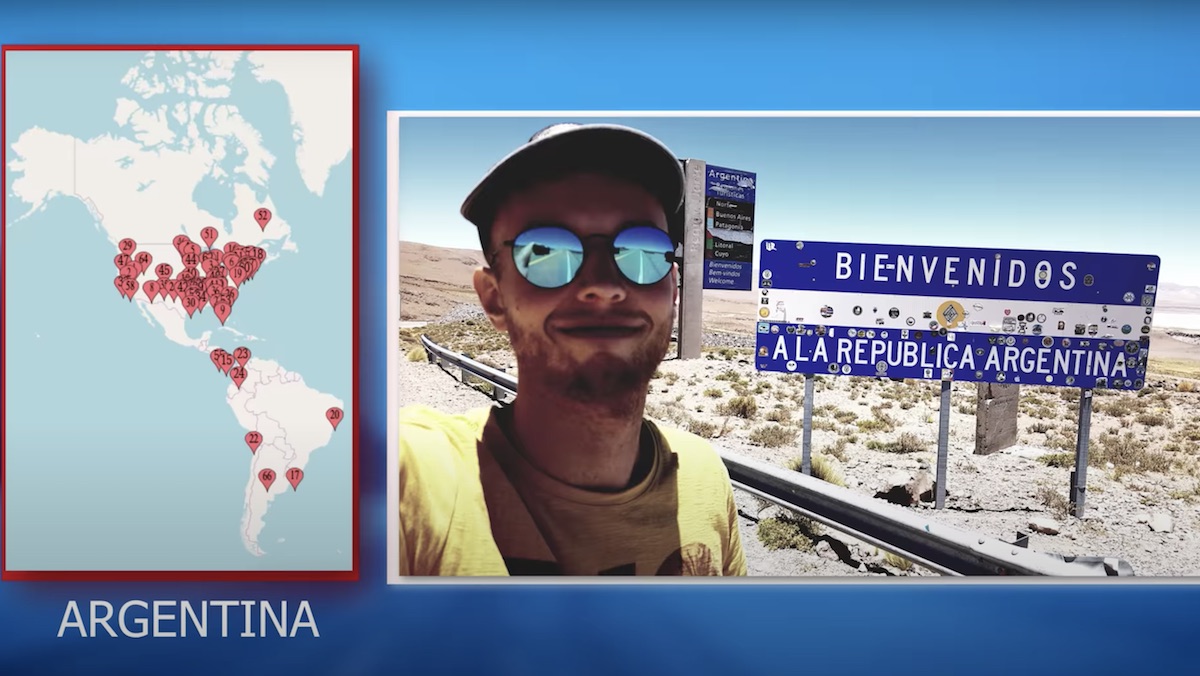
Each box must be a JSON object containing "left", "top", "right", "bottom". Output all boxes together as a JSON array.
[{"left": 388, "top": 112, "right": 1200, "bottom": 582}]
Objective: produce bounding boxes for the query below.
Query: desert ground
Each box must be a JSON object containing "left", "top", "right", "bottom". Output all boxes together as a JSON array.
[{"left": 397, "top": 240, "right": 1200, "bottom": 577}]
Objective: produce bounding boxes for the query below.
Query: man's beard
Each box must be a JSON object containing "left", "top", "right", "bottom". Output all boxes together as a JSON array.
[{"left": 507, "top": 314, "right": 672, "bottom": 418}]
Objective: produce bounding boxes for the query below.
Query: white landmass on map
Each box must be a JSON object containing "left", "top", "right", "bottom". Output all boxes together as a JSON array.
[
  {"left": 5, "top": 50, "right": 350, "bottom": 563},
  {"left": 248, "top": 50, "right": 353, "bottom": 197},
  {"left": 225, "top": 358, "right": 344, "bottom": 556}
]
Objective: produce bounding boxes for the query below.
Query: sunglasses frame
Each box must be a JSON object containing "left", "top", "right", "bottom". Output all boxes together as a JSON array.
[{"left": 490, "top": 223, "right": 679, "bottom": 289}]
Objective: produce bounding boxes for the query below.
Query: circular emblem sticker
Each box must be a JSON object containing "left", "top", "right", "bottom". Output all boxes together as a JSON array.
[
  {"left": 1083, "top": 274, "right": 1095, "bottom": 286},
  {"left": 762, "top": 270, "right": 772, "bottom": 281},
  {"left": 786, "top": 360, "right": 797, "bottom": 371},
  {"left": 935, "top": 300, "right": 966, "bottom": 330},
  {"left": 1123, "top": 291, "right": 1134, "bottom": 303},
  {"left": 841, "top": 364, "right": 852, "bottom": 375},
  {"left": 759, "top": 307, "right": 770, "bottom": 318}
]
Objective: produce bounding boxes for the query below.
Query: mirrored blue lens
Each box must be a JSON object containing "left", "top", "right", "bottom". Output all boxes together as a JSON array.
[
  {"left": 612, "top": 226, "right": 674, "bottom": 285},
  {"left": 512, "top": 227, "right": 583, "bottom": 288}
]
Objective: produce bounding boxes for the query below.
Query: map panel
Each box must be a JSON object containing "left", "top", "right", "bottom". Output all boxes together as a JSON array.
[{"left": 2, "top": 46, "right": 357, "bottom": 578}]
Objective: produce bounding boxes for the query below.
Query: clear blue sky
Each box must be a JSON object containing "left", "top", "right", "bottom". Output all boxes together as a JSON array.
[{"left": 396, "top": 115, "right": 1200, "bottom": 287}]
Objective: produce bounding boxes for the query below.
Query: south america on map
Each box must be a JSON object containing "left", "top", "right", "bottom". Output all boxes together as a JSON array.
[{"left": 3, "top": 48, "right": 356, "bottom": 576}]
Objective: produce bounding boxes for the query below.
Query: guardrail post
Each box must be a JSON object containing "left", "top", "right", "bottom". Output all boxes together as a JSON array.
[
  {"left": 936, "top": 379, "right": 951, "bottom": 509},
  {"left": 801, "top": 375, "right": 815, "bottom": 475},
  {"left": 1070, "top": 388, "right": 1093, "bottom": 517}
]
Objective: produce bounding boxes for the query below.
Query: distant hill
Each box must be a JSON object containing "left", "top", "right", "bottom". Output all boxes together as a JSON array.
[{"left": 1158, "top": 282, "right": 1200, "bottom": 311}]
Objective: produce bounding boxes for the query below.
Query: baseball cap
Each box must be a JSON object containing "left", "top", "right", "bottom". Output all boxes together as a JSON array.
[{"left": 460, "top": 123, "right": 686, "bottom": 253}]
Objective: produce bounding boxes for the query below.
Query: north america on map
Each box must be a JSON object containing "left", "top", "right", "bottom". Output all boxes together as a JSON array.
[{"left": 3, "top": 49, "right": 355, "bottom": 573}]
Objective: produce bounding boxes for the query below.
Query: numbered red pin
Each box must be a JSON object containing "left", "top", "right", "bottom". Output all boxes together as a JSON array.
[
  {"left": 201, "top": 226, "right": 219, "bottom": 249},
  {"left": 142, "top": 279, "right": 159, "bottom": 302},
  {"left": 210, "top": 348, "right": 231, "bottom": 374},
  {"left": 258, "top": 468, "right": 276, "bottom": 491},
  {"left": 214, "top": 302, "right": 232, "bottom": 325},
  {"left": 326, "top": 407, "right": 343, "bottom": 431},
  {"left": 245, "top": 431, "right": 263, "bottom": 454},
  {"left": 135, "top": 251, "right": 153, "bottom": 275},
  {"left": 234, "top": 346, "right": 251, "bottom": 366},
  {"left": 230, "top": 366, "right": 247, "bottom": 389},
  {"left": 254, "top": 208, "right": 272, "bottom": 231},
  {"left": 286, "top": 468, "right": 304, "bottom": 491},
  {"left": 118, "top": 238, "right": 136, "bottom": 255}
]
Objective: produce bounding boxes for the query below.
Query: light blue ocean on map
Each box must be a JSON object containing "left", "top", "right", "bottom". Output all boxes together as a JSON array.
[{"left": 3, "top": 51, "right": 352, "bottom": 572}]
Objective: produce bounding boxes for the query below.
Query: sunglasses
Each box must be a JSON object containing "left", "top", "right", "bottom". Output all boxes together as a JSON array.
[{"left": 494, "top": 224, "right": 677, "bottom": 289}]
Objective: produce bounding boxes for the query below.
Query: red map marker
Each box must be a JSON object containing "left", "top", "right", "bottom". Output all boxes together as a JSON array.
[
  {"left": 326, "top": 407, "right": 343, "bottom": 431},
  {"left": 135, "top": 251, "right": 153, "bottom": 274},
  {"left": 234, "top": 346, "right": 251, "bottom": 367},
  {"left": 223, "top": 241, "right": 240, "bottom": 255},
  {"left": 229, "top": 265, "right": 248, "bottom": 287},
  {"left": 245, "top": 431, "right": 263, "bottom": 454},
  {"left": 214, "top": 302, "right": 232, "bottom": 325},
  {"left": 213, "top": 349, "right": 234, "bottom": 375},
  {"left": 113, "top": 276, "right": 128, "bottom": 299},
  {"left": 258, "top": 468, "right": 276, "bottom": 491},
  {"left": 254, "top": 208, "right": 272, "bottom": 230},
  {"left": 201, "top": 226, "right": 219, "bottom": 249},
  {"left": 120, "top": 263, "right": 138, "bottom": 279},
  {"left": 286, "top": 468, "right": 304, "bottom": 491},
  {"left": 173, "top": 234, "right": 191, "bottom": 253},
  {"left": 230, "top": 366, "right": 247, "bottom": 389},
  {"left": 118, "top": 238, "right": 136, "bottom": 255},
  {"left": 183, "top": 295, "right": 199, "bottom": 317},
  {"left": 142, "top": 279, "right": 159, "bottom": 302},
  {"left": 156, "top": 263, "right": 173, "bottom": 280},
  {"left": 114, "top": 253, "right": 131, "bottom": 270}
]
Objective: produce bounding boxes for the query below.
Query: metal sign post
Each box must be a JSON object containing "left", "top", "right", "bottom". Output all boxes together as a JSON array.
[
  {"left": 1070, "top": 388, "right": 1094, "bottom": 517},
  {"left": 936, "top": 379, "right": 952, "bottom": 509},
  {"left": 801, "top": 375, "right": 815, "bottom": 475}
]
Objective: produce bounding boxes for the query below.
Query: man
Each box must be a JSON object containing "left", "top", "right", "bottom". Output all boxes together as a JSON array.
[{"left": 397, "top": 123, "right": 747, "bottom": 576}]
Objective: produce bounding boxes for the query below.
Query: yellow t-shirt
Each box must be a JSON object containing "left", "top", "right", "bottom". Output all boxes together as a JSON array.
[{"left": 397, "top": 404, "right": 748, "bottom": 577}]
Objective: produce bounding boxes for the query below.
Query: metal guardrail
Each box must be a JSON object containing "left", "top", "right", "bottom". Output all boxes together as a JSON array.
[{"left": 417, "top": 335, "right": 1134, "bottom": 577}]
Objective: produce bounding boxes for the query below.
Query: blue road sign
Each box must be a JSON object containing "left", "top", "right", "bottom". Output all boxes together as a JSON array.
[
  {"left": 755, "top": 322, "right": 1151, "bottom": 391},
  {"left": 703, "top": 165, "right": 756, "bottom": 291},
  {"left": 759, "top": 240, "right": 1160, "bottom": 306},
  {"left": 755, "top": 240, "right": 1161, "bottom": 389}
]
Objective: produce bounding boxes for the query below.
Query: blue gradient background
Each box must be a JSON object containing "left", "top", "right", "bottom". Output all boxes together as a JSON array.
[{"left": 4, "top": 1, "right": 1200, "bottom": 673}]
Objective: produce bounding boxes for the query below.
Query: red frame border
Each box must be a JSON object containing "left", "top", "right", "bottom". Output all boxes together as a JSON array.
[{"left": 1, "top": 44, "right": 360, "bottom": 582}]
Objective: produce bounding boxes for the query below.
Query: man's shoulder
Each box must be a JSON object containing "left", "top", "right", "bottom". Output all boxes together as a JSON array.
[
  {"left": 399, "top": 405, "right": 493, "bottom": 443},
  {"left": 397, "top": 404, "right": 496, "bottom": 479},
  {"left": 650, "top": 420, "right": 730, "bottom": 478}
]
